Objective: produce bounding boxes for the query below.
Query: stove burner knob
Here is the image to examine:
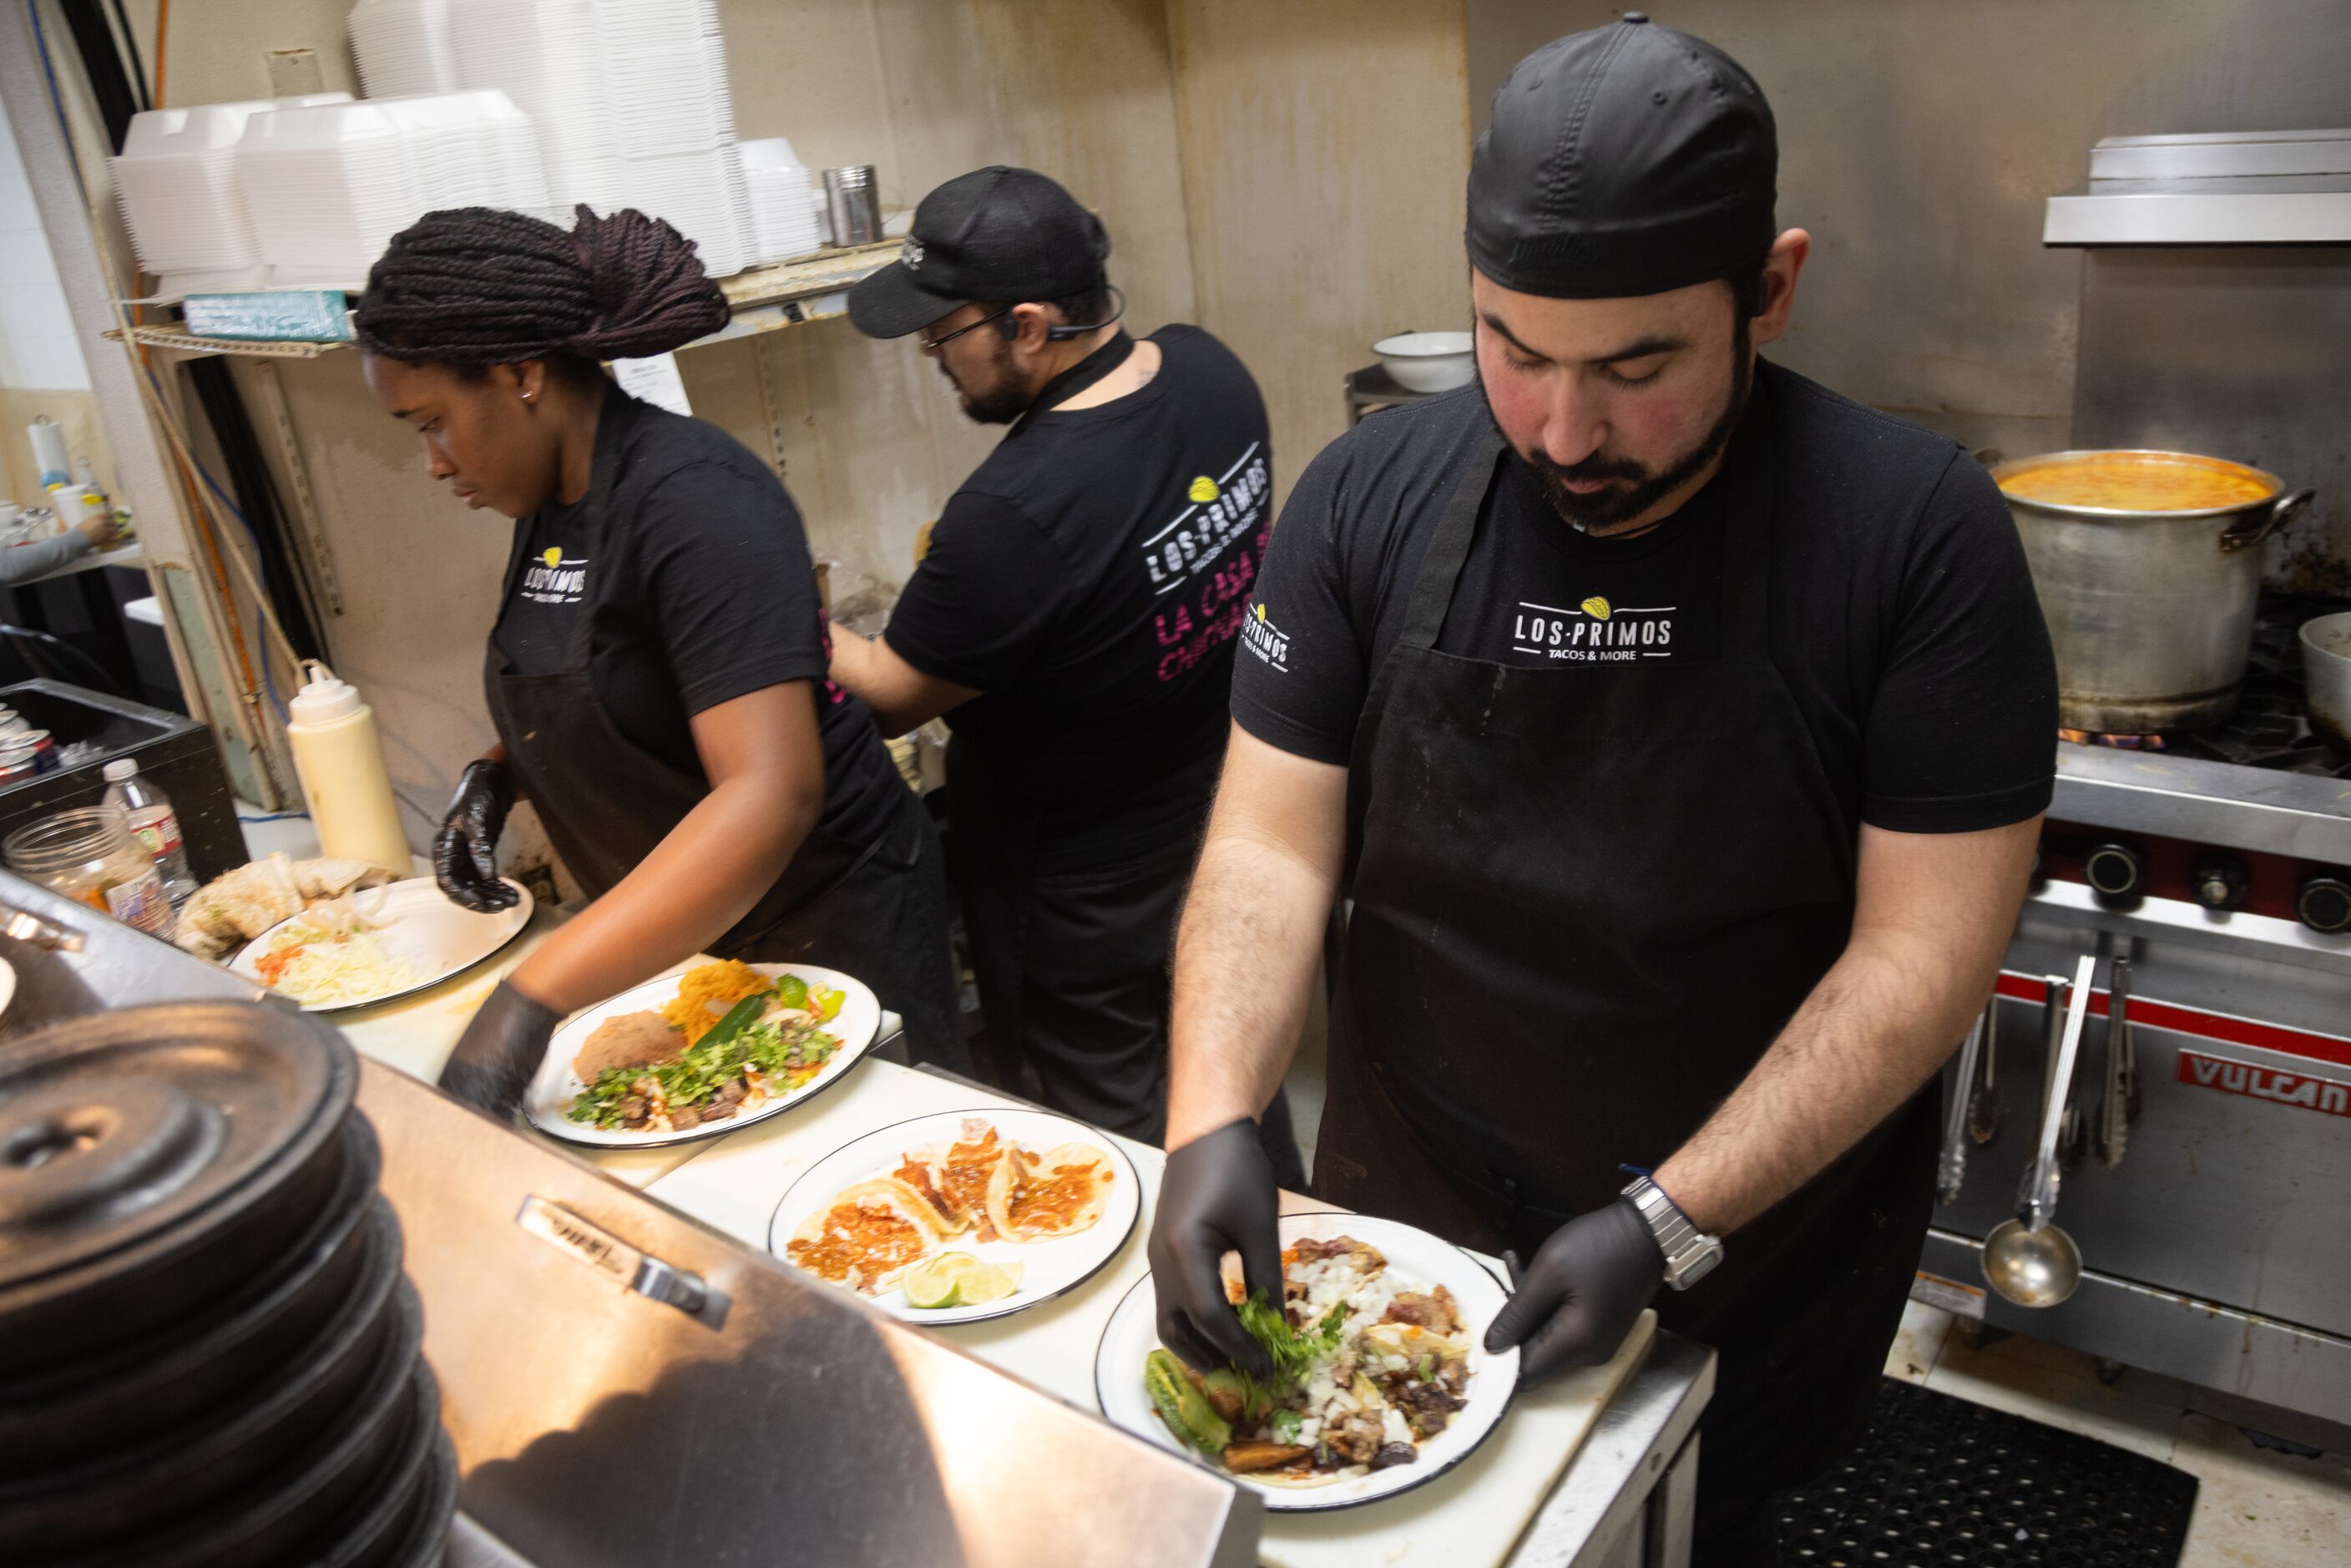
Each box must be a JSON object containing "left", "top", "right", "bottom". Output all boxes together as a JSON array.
[
  {"left": 2084, "top": 842, "right": 2143, "bottom": 904},
  {"left": 2296, "top": 873, "right": 2351, "bottom": 934},
  {"left": 2190, "top": 852, "right": 2250, "bottom": 912}
]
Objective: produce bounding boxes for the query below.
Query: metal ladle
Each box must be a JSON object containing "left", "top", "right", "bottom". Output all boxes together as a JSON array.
[{"left": 1982, "top": 953, "right": 2096, "bottom": 1308}]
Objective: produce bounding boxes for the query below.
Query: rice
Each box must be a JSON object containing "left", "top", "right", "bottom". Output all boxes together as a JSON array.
[{"left": 660, "top": 960, "right": 770, "bottom": 1042}]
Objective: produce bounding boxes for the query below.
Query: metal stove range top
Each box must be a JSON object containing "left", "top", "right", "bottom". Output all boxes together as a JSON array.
[
  {"left": 2053, "top": 594, "right": 2351, "bottom": 862},
  {"left": 2166, "top": 594, "right": 2351, "bottom": 777}
]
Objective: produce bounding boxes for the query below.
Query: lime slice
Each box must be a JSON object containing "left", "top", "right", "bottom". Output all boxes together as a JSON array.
[
  {"left": 954, "top": 1260, "right": 1024, "bottom": 1305},
  {"left": 902, "top": 1252, "right": 1023, "bottom": 1310},
  {"left": 902, "top": 1255, "right": 966, "bottom": 1309}
]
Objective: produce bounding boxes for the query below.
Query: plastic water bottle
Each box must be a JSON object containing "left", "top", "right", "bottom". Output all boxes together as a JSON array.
[{"left": 102, "top": 757, "right": 197, "bottom": 905}]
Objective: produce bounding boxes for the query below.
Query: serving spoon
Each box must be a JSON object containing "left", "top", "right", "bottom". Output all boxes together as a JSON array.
[{"left": 1981, "top": 953, "right": 2095, "bottom": 1308}]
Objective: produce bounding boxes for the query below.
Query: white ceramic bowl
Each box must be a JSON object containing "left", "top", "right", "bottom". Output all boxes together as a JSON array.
[{"left": 1373, "top": 330, "right": 1475, "bottom": 393}]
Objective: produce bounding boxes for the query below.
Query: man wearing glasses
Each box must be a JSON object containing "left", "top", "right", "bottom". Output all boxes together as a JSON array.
[{"left": 832, "top": 166, "right": 1298, "bottom": 1180}]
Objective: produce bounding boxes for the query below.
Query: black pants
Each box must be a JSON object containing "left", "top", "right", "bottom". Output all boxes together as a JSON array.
[
  {"left": 749, "top": 787, "right": 968, "bottom": 1075},
  {"left": 953, "top": 821, "right": 1303, "bottom": 1184}
]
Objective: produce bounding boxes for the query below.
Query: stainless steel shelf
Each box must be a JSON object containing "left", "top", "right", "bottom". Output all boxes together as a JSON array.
[{"left": 2045, "top": 129, "right": 2351, "bottom": 245}]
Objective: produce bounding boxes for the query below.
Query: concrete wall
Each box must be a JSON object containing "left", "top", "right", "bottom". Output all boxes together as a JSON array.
[
  {"left": 95, "top": 0, "right": 2351, "bottom": 859},
  {"left": 1166, "top": 0, "right": 1473, "bottom": 504},
  {"left": 0, "top": 81, "right": 109, "bottom": 509},
  {"left": 113, "top": 0, "right": 1474, "bottom": 857},
  {"left": 1466, "top": 0, "right": 2351, "bottom": 464}
]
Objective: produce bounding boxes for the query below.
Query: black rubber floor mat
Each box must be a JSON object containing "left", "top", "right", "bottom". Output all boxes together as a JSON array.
[{"left": 1772, "top": 1377, "right": 2198, "bottom": 1566}]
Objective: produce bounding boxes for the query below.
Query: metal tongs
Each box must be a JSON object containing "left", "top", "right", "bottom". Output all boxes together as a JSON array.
[
  {"left": 2096, "top": 955, "right": 2138, "bottom": 1166},
  {"left": 2023, "top": 956, "right": 2096, "bottom": 1232},
  {"left": 1965, "top": 992, "right": 2000, "bottom": 1145},
  {"left": 1936, "top": 1003, "right": 1994, "bottom": 1206}
]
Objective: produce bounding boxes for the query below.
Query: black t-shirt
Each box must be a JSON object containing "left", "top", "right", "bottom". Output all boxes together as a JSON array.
[
  {"left": 1459, "top": 453, "right": 1729, "bottom": 667},
  {"left": 1234, "top": 362, "right": 2057, "bottom": 836},
  {"left": 493, "top": 392, "right": 906, "bottom": 855},
  {"left": 884, "top": 325, "right": 1273, "bottom": 862}
]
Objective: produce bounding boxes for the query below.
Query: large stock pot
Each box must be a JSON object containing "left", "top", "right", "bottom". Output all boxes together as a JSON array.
[{"left": 1993, "top": 449, "right": 2316, "bottom": 732}]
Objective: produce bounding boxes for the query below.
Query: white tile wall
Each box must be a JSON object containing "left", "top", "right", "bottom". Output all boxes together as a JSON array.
[{"left": 0, "top": 85, "right": 90, "bottom": 392}]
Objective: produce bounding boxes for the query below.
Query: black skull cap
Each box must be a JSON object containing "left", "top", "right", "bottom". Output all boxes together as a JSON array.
[{"left": 1467, "top": 13, "right": 1777, "bottom": 301}]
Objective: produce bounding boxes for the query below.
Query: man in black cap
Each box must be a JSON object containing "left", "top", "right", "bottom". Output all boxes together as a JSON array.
[
  {"left": 1147, "top": 16, "right": 2056, "bottom": 1557},
  {"left": 830, "top": 166, "right": 1298, "bottom": 1176}
]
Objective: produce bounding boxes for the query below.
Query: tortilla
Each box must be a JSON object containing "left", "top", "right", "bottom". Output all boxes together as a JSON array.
[
  {"left": 985, "top": 1141, "right": 1114, "bottom": 1242},
  {"left": 785, "top": 1178, "right": 944, "bottom": 1294},
  {"left": 573, "top": 1010, "right": 683, "bottom": 1082}
]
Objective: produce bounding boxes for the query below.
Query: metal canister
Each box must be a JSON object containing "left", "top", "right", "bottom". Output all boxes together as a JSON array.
[{"left": 822, "top": 165, "right": 882, "bottom": 247}]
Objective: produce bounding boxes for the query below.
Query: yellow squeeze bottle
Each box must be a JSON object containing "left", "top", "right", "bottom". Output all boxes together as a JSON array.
[{"left": 285, "top": 662, "right": 412, "bottom": 874}]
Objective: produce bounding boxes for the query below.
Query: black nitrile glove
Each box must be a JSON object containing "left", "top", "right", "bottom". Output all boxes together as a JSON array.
[
  {"left": 1148, "top": 1117, "right": 1283, "bottom": 1379},
  {"left": 437, "top": 979, "right": 561, "bottom": 1119},
  {"left": 1484, "top": 1198, "right": 1665, "bottom": 1387},
  {"left": 434, "top": 759, "right": 518, "bottom": 913}
]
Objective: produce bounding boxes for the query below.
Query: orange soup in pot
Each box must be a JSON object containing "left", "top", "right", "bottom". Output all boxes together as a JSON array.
[{"left": 1998, "top": 452, "right": 2275, "bottom": 512}]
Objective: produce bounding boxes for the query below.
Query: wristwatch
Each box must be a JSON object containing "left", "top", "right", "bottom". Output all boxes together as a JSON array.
[{"left": 1621, "top": 1175, "right": 1724, "bottom": 1290}]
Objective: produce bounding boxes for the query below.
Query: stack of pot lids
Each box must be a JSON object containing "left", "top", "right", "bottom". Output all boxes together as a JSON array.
[{"left": 0, "top": 1004, "right": 455, "bottom": 1567}]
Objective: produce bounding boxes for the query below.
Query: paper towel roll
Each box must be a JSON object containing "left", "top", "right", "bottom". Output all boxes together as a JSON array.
[{"left": 28, "top": 417, "right": 68, "bottom": 488}]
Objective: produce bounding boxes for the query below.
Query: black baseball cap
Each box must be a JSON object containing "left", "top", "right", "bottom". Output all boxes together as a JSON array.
[
  {"left": 848, "top": 166, "right": 1110, "bottom": 339},
  {"left": 1468, "top": 13, "right": 1777, "bottom": 300}
]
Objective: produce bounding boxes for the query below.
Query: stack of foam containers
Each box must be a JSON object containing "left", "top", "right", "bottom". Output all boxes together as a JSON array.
[
  {"left": 591, "top": 0, "right": 755, "bottom": 277},
  {"left": 346, "top": 0, "right": 458, "bottom": 99},
  {"left": 109, "top": 94, "right": 351, "bottom": 293},
  {"left": 235, "top": 93, "right": 550, "bottom": 287},
  {"left": 384, "top": 93, "right": 551, "bottom": 221},
  {"left": 448, "top": 0, "right": 624, "bottom": 220},
  {"left": 740, "top": 138, "right": 822, "bottom": 263}
]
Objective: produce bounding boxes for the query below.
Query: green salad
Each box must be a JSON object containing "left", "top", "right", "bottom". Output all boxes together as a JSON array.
[{"left": 565, "top": 984, "right": 842, "bottom": 1131}]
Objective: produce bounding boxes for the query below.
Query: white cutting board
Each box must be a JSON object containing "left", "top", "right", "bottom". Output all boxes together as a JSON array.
[{"left": 645, "top": 1059, "right": 1657, "bottom": 1568}]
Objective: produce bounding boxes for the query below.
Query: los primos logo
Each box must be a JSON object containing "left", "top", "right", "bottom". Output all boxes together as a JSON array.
[
  {"left": 1510, "top": 596, "right": 1673, "bottom": 661},
  {"left": 521, "top": 546, "right": 589, "bottom": 606}
]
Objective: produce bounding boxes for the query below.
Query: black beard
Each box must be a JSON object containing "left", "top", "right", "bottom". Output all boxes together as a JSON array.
[
  {"left": 1489, "top": 321, "right": 1754, "bottom": 532},
  {"left": 953, "top": 336, "right": 1031, "bottom": 425}
]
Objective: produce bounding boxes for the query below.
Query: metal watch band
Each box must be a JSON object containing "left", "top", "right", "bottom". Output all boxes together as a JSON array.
[{"left": 1621, "top": 1175, "right": 1724, "bottom": 1290}]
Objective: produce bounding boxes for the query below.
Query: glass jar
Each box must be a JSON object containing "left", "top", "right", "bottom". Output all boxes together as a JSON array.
[{"left": 5, "top": 806, "right": 174, "bottom": 938}]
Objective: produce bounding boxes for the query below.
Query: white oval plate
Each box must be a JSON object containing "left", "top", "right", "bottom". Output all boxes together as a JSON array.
[
  {"left": 230, "top": 877, "right": 533, "bottom": 1012},
  {"left": 523, "top": 963, "right": 878, "bottom": 1148},
  {"left": 767, "top": 1106, "right": 1140, "bottom": 1324},
  {"left": 1094, "top": 1211, "right": 1519, "bottom": 1512}
]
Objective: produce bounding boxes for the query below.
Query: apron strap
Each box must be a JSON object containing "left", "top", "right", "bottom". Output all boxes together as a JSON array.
[
  {"left": 1712, "top": 376, "right": 1777, "bottom": 662},
  {"left": 1396, "top": 425, "right": 1508, "bottom": 654},
  {"left": 493, "top": 384, "right": 644, "bottom": 663}
]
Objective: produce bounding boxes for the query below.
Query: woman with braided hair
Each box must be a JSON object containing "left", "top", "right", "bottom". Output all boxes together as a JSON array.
[{"left": 358, "top": 205, "right": 964, "bottom": 1115}]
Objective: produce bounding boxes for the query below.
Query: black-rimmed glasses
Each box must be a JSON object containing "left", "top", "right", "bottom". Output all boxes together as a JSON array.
[{"left": 918, "top": 308, "right": 1012, "bottom": 352}]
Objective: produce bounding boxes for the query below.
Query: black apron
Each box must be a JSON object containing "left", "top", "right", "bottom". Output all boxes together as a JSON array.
[
  {"left": 486, "top": 393, "right": 872, "bottom": 960},
  {"left": 1313, "top": 400, "right": 1939, "bottom": 1531},
  {"left": 950, "top": 327, "right": 1190, "bottom": 1120}
]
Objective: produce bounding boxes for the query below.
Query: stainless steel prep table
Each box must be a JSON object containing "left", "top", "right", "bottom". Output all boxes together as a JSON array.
[{"left": 0, "top": 868, "right": 1713, "bottom": 1567}]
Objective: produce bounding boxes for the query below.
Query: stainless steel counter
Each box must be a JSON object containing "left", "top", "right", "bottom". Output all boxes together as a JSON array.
[
  {"left": 436, "top": 1331, "right": 1714, "bottom": 1568},
  {"left": 1504, "top": 1333, "right": 1713, "bottom": 1568},
  {"left": 0, "top": 869, "right": 1713, "bottom": 1567}
]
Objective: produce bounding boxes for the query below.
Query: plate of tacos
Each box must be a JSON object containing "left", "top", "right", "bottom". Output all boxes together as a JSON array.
[
  {"left": 522, "top": 959, "right": 879, "bottom": 1147},
  {"left": 766, "top": 1108, "right": 1140, "bottom": 1324},
  {"left": 1093, "top": 1211, "right": 1519, "bottom": 1511}
]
